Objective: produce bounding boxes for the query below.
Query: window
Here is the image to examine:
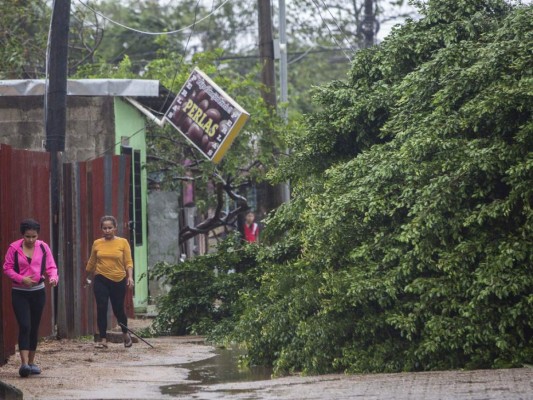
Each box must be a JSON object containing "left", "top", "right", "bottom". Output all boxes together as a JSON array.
[{"left": 121, "top": 146, "right": 143, "bottom": 246}]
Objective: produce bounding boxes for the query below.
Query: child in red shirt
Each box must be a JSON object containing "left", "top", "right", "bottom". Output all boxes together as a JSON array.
[{"left": 243, "top": 211, "right": 259, "bottom": 243}]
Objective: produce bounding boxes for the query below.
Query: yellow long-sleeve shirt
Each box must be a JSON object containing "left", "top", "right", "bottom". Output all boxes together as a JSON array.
[{"left": 86, "top": 237, "right": 133, "bottom": 282}]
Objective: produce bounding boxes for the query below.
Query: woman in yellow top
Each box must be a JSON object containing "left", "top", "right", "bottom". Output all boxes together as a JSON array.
[{"left": 86, "top": 216, "right": 134, "bottom": 348}]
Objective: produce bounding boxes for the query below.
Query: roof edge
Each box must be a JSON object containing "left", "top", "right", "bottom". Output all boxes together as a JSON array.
[{"left": 0, "top": 79, "right": 160, "bottom": 97}]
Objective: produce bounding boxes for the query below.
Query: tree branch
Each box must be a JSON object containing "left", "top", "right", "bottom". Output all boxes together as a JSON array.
[
  {"left": 179, "top": 174, "right": 249, "bottom": 244},
  {"left": 146, "top": 154, "right": 183, "bottom": 167}
]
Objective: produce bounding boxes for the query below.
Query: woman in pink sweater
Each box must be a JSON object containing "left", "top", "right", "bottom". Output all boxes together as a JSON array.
[{"left": 3, "top": 219, "right": 59, "bottom": 377}]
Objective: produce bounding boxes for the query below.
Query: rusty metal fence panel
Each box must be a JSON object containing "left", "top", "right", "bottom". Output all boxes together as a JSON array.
[
  {"left": 57, "top": 154, "right": 133, "bottom": 339},
  {"left": 0, "top": 144, "right": 53, "bottom": 363},
  {"left": 1, "top": 147, "right": 133, "bottom": 361}
]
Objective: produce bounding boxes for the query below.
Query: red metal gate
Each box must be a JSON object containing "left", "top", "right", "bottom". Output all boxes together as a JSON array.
[
  {"left": 58, "top": 155, "right": 133, "bottom": 339},
  {"left": 1, "top": 145, "right": 133, "bottom": 362},
  {"left": 0, "top": 144, "right": 54, "bottom": 364}
]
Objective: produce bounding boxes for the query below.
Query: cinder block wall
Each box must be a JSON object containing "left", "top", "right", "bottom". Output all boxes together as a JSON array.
[{"left": 0, "top": 96, "right": 115, "bottom": 162}]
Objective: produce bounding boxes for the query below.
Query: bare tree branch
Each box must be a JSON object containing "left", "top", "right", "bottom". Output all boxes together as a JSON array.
[
  {"left": 178, "top": 174, "right": 249, "bottom": 244},
  {"left": 147, "top": 154, "right": 183, "bottom": 167}
]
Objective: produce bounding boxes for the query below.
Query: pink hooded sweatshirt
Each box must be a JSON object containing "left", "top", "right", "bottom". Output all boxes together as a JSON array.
[{"left": 3, "top": 239, "right": 59, "bottom": 289}]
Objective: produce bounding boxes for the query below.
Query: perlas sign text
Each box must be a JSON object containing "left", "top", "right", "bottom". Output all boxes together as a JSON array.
[{"left": 164, "top": 68, "right": 250, "bottom": 164}]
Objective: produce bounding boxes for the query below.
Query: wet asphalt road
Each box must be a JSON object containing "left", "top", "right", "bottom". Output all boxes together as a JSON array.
[{"left": 168, "top": 366, "right": 532, "bottom": 400}]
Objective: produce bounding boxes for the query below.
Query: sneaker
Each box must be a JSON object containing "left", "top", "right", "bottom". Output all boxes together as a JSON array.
[
  {"left": 29, "top": 364, "right": 41, "bottom": 374},
  {"left": 19, "top": 364, "right": 31, "bottom": 378}
]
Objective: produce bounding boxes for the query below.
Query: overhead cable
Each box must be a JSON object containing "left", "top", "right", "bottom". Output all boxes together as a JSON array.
[
  {"left": 288, "top": 47, "right": 314, "bottom": 65},
  {"left": 76, "top": 0, "right": 231, "bottom": 35},
  {"left": 84, "top": 126, "right": 146, "bottom": 162},
  {"left": 84, "top": 0, "right": 203, "bottom": 163},
  {"left": 310, "top": 0, "right": 352, "bottom": 62},
  {"left": 157, "top": 0, "right": 202, "bottom": 115},
  {"left": 318, "top": 0, "right": 356, "bottom": 54}
]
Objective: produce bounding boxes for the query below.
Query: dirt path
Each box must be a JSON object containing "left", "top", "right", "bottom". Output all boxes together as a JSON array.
[{"left": 0, "top": 320, "right": 216, "bottom": 400}]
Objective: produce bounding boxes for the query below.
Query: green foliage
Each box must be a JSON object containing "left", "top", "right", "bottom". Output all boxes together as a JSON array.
[
  {"left": 82, "top": 0, "right": 207, "bottom": 73},
  {"left": 140, "top": 44, "right": 288, "bottom": 193},
  {"left": 0, "top": 0, "right": 50, "bottom": 79},
  {"left": 0, "top": 0, "right": 111, "bottom": 79},
  {"left": 133, "top": 326, "right": 158, "bottom": 339},
  {"left": 231, "top": 0, "right": 533, "bottom": 374},
  {"left": 151, "top": 234, "right": 260, "bottom": 339},
  {"left": 74, "top": 34, "right": 288, "bottom": 195}
]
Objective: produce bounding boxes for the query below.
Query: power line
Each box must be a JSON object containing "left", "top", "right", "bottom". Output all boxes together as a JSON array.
[
  {"left": 309, "top": 0, "right": 352, "bottom": 62},
  {"left": 288, "top": 47, "right": 314, "bottom": 65},
  {"left": 84, "top": 0, "right": 204, "bottom": 162},
  {"left": 84, "top": 126, "right": 147, "bottom": 162},
  {"left": 107, "top": 37, "right": 341, "bottom": 76},
  {"left": 75, "top": 0, "right": 231, "bottom": 36},
  {"left": 157, "top": 0, "right": 202, "bottom": 115},
  {"left": 210, "top": 47, "right": 353, "bottom": 62},
  {"left": 318, "top": 0, "right": 356, "bottom": 54}
]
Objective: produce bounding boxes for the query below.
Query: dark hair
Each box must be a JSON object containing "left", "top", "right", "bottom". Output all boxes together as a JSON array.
[
  {"left": 100, "top": 215, "right": 118, "bottom": 228},
  {"left": 20, "top": 219, "right": 40, "bottom": 235}
]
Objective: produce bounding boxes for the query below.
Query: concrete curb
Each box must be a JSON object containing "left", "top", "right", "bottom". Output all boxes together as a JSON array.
[{"left": 0, "top": 379, "right": 23, "bottom": 400}]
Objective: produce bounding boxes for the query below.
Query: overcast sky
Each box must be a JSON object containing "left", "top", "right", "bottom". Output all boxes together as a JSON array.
[{"left": 377, "top": 1, "right": 419, "bottom": 41}]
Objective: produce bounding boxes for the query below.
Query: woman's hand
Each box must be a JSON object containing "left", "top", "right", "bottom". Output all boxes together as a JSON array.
[
  {"left": 49, "top": 278, "right": 58, "bottom": 287},
  {"left": 127, "top": 277, "right": 134, "bottom": 288},
  {"left": 21, "top": 276, "right": 37, "bottom": 287}
]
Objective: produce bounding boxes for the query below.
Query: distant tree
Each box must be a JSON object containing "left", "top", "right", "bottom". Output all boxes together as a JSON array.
[
  {"left": 149, "top": 53, "right": 288, "bottom": 243},
  {"left": 0, "top": 0, "right": 50, "bottom": 78},
  {"left": 0, "top": 0, "right": 106, "bottom": 78},
  {"left": 75, "top": 43, "right": 288, "bottom": 243},
  {"left": 214, "top": 0, "right": 414, "bottom": 114},
  {"left": 79, "top": 0, "right": 206, "bottom": 72}
]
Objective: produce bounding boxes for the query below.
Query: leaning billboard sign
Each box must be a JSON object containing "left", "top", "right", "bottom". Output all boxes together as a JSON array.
[{"left": 164, "top": 68, "right": 250, "bottom": 164}]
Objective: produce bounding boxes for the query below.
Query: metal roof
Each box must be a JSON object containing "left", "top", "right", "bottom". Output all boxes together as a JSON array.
[{"left": 0, "top": 79, "right": 159, "bottom": 97}]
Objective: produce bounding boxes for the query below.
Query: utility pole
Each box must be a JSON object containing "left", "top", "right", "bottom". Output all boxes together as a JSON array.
[
  {"left": 258, "top": 0, "right": 277, "bottom": 110},
  {"left": 362, "top": 0, "right": 375, "bottom": 48},
  {"left": 45, "top": 0, "right": 71, "bottom": 262},
  {"left": 278, "top": 0, "right": 290, "bottom": 202},
  {"left": 278, "top": 0, "right": 288, "bottom": 121},
  {"left": 256, "top": 0, "right": 289, "bottom": 213}
]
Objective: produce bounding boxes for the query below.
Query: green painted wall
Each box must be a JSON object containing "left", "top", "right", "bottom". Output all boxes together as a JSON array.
[{"left": 113, "top": 98, "right": 149, "bottom": 312}]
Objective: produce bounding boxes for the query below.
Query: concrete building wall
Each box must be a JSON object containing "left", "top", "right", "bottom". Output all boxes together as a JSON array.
[
  {"left": 0, "top": 96, "right": 115, "bottom": 162},
  {"left": 147, "top": 191, "right": 181, "bottom": 301}
]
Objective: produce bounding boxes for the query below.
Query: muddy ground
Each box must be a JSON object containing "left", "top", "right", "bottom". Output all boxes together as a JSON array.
[
  {"left": 0, "top": 319, "right": 215, "bottom": 399},
  {"left": 0, "top": 318, "right": 531, "bottom": 400}
]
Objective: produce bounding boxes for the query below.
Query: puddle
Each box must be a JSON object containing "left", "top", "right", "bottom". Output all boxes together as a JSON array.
[{"left": 161, "top": 347, "right": 272, "bottom": 397}]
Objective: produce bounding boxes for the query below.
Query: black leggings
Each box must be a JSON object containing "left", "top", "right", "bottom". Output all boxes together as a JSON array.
[
  {"left": 93, "top": 274, "right": 128, "bottom": 338},
  {"left": 11, "top": 288, "right": 46, "bottom": 351}
]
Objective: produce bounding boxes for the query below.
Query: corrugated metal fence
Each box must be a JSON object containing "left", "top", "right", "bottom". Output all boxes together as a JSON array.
[
  {"left": 0, "top": 144, "right": 53, "bottom": 364},
  {"left": 58, "top": 155, "right": 134, "bottom": 339},
  {"left": 0, "top": 144, "right": 133, "bottom": 363}
]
